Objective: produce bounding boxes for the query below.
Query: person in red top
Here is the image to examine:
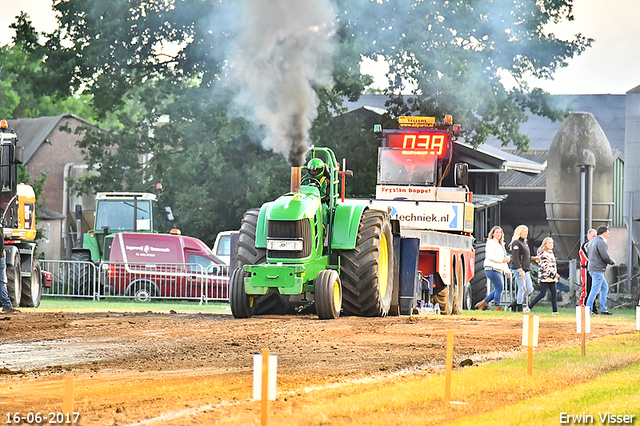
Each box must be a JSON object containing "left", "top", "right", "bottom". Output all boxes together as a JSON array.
[{"left": 579, "top": 228, "right": 597, "bottom": 312}]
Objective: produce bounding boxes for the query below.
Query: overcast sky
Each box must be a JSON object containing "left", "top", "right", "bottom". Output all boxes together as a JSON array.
[{"left": 2, "top": 0, "right": 639, "bottom": 95}]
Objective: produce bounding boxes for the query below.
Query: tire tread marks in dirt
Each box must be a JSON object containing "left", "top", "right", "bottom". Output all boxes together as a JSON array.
[{"left": 340, "top": 210, "right": 393, "bottom": 317}]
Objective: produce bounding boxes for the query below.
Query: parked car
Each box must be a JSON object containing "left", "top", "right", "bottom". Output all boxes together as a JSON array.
[
  {"left": 106, "top": 232, "right": 228, "bottom": 302},
  {"left": 212, "top": 230, "right": 238, "bottom": 266}
]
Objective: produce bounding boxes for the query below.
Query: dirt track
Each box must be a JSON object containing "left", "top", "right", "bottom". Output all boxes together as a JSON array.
[{"left": 0, "top": 310, "right": 635, "bottom": 425}]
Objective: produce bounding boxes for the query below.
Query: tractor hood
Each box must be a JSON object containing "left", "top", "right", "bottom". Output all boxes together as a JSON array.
[
  {"left": 255, "top": 186, "right": 322, "bottom": 249},
  {"left": 268, "top": 186, "right": 321, "bottom": 221}
]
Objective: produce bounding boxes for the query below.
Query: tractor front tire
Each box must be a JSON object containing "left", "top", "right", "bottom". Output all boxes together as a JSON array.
[
  {"left": 230, "top": 268, "right": 254, "bottom": 318},
  {"left": 234, "top": 208, "right": 289, "bottom": 316},
  {"left": 6, "top": 256, "right": 22, "bottom": 307},
  {"left": 315, "top": 269, "right": 342, "bottom": 319},
  {"left": 341, "top": 210, "right": 394, "bottom": 317}
]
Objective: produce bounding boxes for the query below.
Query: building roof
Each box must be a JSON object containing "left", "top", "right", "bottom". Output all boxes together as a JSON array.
[
  {"left": 499, "top": 148, "right": 549, "bottom": 190},
  {"left": 465, "top": 143, "right": 545, "bottom": 173},
  {"left": 629, "top": 84, "right": 640, "bottom": 94},
  {"left": 487, "top": 95, "right": 626, "bottom": 154},
  {"left": 473, "top": 194, "right": 508, "bottom": 211},
  {"left": 6, "top": 114, "right": 96, "bottom": 163},
  {"left": 37, "top": 206, "right": 66, "bottom": 220}
]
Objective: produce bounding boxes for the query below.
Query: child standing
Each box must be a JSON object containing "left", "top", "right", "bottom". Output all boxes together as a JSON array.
[{"left": 528, "top": 237, "right": 560, "bottom": 314}]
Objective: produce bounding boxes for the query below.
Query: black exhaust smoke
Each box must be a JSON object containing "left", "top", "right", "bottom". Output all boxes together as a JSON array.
[{"left": 228, "top": 0, "right": 337, "bottom": 166}]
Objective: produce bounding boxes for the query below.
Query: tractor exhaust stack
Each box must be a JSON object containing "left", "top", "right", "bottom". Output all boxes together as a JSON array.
[{"left": 291, "top": 167, "right": 301, "bottom": 193}]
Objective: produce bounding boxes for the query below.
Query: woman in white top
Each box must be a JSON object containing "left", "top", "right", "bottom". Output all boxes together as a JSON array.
[{"left": 476, "top": 226, "right": 511, "bottom": 311}]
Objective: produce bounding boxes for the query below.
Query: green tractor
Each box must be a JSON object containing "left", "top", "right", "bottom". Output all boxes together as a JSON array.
[
  {"left": 70, "top": 192, "right": 173, "bottom": 295},
  {"left": 229, "top": 147, "right": 394, "bottom": 319}
]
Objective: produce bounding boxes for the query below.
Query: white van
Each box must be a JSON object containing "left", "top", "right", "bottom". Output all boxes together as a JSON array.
[{"left": 212, "top": 231, "right": 238, "bottom": 265}]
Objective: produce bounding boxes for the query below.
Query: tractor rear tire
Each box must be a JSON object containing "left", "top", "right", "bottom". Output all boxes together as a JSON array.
[
  {"left": 469, "top": 242, "right": 487, "bottom": 308},
  {"left": 6, "top": 256, "right": 22, "bottom": 308},
  {"left": 340, "top": 209, "right": 394, "bottom": 317},
  {"left": 70, "top": 251, "right": 94, "bottom": 296},
  {"left": 233, "top": 208, "right": 290, "bottom": 316},
  {"left": 315, "top": 269, "right": 342, "bottom": 319},
  {"left": 20, "top": 259, "right": 42, "bottom": 308},
  {"left": 230, "top": 268, "right": 254, "bottom": 318},
  {"left": 237, "top": 209, "right": 266, "bottom": 268}
]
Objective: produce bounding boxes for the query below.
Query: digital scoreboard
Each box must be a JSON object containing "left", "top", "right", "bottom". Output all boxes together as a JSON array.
[{"left": 386, "top": 130, "right": 452, "bottom": 160}]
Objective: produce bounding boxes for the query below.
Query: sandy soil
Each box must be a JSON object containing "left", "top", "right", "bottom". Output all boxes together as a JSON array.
[{"left": 0, "top": 310, "right": 634, "bottom": 425}]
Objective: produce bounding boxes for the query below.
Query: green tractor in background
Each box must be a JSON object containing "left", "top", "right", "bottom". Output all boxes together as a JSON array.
[
  {"left": 230, "top": 146, "right": 394, "bottom": 319},
  {"left": 70, "top": 192, "right": 173, "bottom": 295}
]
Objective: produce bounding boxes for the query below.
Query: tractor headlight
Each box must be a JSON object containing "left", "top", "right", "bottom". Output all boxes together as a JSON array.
[{"left": 267, "top": 239, "right": 304, "bottom": 251}]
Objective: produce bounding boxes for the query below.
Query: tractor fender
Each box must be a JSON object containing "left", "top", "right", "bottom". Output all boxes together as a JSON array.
[
  {"left": 255, "top": 202, "right": 273, "bottom": 249},
  {"left": 330, "top": 203, "right": 367, "bottom": 250},
  {"left": 4, "top": 245, "right": 19, "bottom": 267}
]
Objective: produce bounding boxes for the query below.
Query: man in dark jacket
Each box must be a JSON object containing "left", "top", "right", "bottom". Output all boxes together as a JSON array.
[{"left": 586, "top": 226, "right": 615, "bottom": 315}]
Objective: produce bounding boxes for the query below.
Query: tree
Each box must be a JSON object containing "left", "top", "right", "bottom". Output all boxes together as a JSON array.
[
  {"left": 0, "top": 12, "right": 96, "bottom": 119},
  {"left": 335, "top": 0, "right": 592, "bottom": 149}
]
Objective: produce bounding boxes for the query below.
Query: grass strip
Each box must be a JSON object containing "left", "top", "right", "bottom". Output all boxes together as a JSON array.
[
  {"left": 254, "top": 333, "right": 640, "bottom": 426},
  {"left": 36, "top": 297, "right": 231, "bottom": 314}
]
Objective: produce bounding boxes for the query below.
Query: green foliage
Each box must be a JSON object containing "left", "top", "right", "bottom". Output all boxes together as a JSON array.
[
  {"left": 18, "top": 165, "right": 48, "bottom": 203},
  {"left": 336, "top": 0, "right": 591, "bottom": 149},
  {"left": 0, "top": 12, "right": 96, "bottom": 119}
]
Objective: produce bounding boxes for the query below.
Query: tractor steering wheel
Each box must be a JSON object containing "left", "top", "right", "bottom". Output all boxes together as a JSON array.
[{"left": 302, "top": 176, "right": 321, "bottom": 188}]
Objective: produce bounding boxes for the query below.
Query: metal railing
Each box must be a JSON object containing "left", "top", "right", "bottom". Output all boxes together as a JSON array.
[
  {"left": 41, "top": 260, "right": 230, "bottom": 303},
  {"left": 483, "top": 271, "right": 529, "bottom": 308}
]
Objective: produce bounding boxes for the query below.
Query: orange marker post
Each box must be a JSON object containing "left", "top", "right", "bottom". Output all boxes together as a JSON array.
[
  {"left": 444, "top": 330, "right": 453, "bottom": 402},
  {"left": 522, "top": 315, "right": 539, "bottom": 376},
  {"left": 63, "top": 375, "right": 75, "bottom": 423}
]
